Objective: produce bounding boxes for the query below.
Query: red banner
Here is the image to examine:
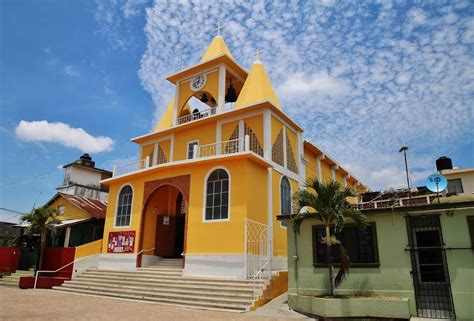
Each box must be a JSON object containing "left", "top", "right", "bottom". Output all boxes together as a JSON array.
[{"left": 107, "top": 231, "right": 136, "bottom": 254}]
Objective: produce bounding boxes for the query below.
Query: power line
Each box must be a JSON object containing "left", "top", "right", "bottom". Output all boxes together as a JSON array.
[{"left": 0, "top": 139, "right": 133, "bottom": 188}]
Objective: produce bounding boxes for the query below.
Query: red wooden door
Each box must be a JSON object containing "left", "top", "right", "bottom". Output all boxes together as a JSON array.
[{"left": 155, "top": 215, "right": 177, "bottom": 257}]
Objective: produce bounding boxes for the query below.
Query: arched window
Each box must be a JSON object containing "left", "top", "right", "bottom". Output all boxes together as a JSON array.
[
  {"left": 205, "top": 169, "right": 229, "bottom": 221},
  {"left": 115, "top": 185, "right": 133, "bottom": 227},
  {"left": 280, "top": 177, "right": 291, "bottom": 227}
]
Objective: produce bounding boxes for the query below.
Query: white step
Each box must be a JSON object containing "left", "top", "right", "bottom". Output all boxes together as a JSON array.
[
  {"left": 59, "top": 283, "right": 254, "bottom": 303},
  {"left": 65, "top": 279, "right": 255, "bottom": 295},
  {"left": 51, "top": 287, "right": 249, "bottom": 312}
]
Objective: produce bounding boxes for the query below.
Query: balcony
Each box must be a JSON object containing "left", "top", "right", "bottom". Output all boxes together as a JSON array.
[
  {"left": 355, "top": 194, "right": 439, "bottom": 210},
  {"left": 112, "top": 136, "right": 253, "bottom": 178},
  {"left": 176, "top": 107, "right": 217, "bottom": 126}
]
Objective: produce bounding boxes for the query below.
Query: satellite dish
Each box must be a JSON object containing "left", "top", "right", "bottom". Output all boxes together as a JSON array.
[{"left": 425, "top": 174, "right": 448, "bottom": 193}]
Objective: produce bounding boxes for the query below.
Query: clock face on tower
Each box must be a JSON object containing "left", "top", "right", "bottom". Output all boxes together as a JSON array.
[{"left": 189, "top": 74, "right": 207, "bottom": 92}]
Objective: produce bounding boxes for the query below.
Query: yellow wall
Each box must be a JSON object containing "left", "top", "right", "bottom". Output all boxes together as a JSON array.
[
  {"left": 75, "top": 239, "right": 102, "bottom": 259},
  {"left": 140, "top": 144, "right": 154, "bottom": 161},
  {"left": 102, "top": 156, "right": 268, "bottom": 255},
  {"left": 335, "top": 170, "right": 344, "bottom": 185},
  {"left": 173, "top": 122, "right": 216, "bottom": 161},
  {"left": 177, "top": 70, "right": 219, "bottom": 114},
  {"left": 305, "top": 152, "right": 317, "bottom": 181},
  {"left": 244, "top": 114, "right": 264, "bottom": 150},
  {"left": 222, "top": 120, "right": 239, "bottom": 141},
  {"left": 271, "top": 115, "right": 283, "bottom": 144},
  {"left": 320, "top": 160, "right": 332, "bottom": 182},
  {"left": 246, "top": 162, "right": 268, "bottom": 224},
  {"left": 50, "top": 197, "right": 90, "bottom": 221},
  {"left": 159, "top": 139, "right": 171, "bottom": 162},
  {"left": 271, "top": 169, "right": 298, "bottom": 258}
]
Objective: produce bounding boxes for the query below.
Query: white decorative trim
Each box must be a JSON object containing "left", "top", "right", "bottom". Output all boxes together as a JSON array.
[
  {"left": 140, "top": 134, "right": 173, "bottom": 147},
  {"left": 113, "top": 183, "right": 134, "bottom": 229},
  {"left": 218, "top": 109, "right": 264, "bottom": 125},
  {"left": 183, "top": 254, "right": 245, "bottom": 279},
  {"left": 152, "top": 143, "right": 158, "bottom": 166},
  {"left": 186, "top": 139, "right": 199, "bottom": 160},
  {"left": 272, "top": 162, "right": 300, "bottom": 182},
  {"left": 216, "top": 122, "right": 222, "bottom": 155},
  {"left": 98, "top": 253, "right": 137, "bottom": 271},
  {"left": 263, "top": 109, "right": 271, "bottom": 160},
  {"left": 267, "top": 167, "right": 274, "bottom": 257},
  {"left": 317, "top": 154, "right": 325, "bottom": 182},
  {"left": 271, "top": 110, "right": 297, "bottom": 134},
  {"left": 202, "top": 166, "right": 231, "bottom": 223},
  {"left": 170, "top": 133, "right": 174, "bottom": 162},
  {"left": 238, "top": 120, "right": 244, "bottom": 150},
  {"left": 172, "top": 81, "right": 180, "bottom": 126},
  {"left": 178, "top": 67, "right": 219, "bottom": 84},
  {"left": 283, "top": 127, "right": 288, "bottom": 169},
  {"left": 218, "top": 64, "right": 226, "bottom": 112}
]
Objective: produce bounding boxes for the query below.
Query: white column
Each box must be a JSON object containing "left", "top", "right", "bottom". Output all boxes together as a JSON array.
[
  {"left": 267, "top": 167, "right": 273, "bottom": 261},
  {"left": 282, "top": 127, "right": 287, "bottom": 169},
  {"left": 331, "top": 165, "right": 338, "bottom": 181},
  {"left": 238, "top": 120, "right": 244, "bottom": 152},
  {"left": 152, "top": 143, "right": 158, "bottom": 166},
  {"left": 317, "top": 154, "right": 325, "bottom": 181},
  {"left": 344, "top": 175, "right": 350, "bottom": 187},
  {"left": 263, "top": 109, "right": 271, "bottom": 160},
  {"left": 218, "top": 64, "right": 226, "bottom": 112},
  {"left": 297, "top": 131, "right": 305, "bottom": 188},
  {"left": 64, "top": 227, "right": 71, "bottom": 248},
  {"left": 170, "top": 134, "right": 174, "bottom": 162},
  {"left": 216, "top": 121, "right": 222, "bottom": 155},
  {"left": 172, "top": 82, "right": 180, "bottom": 126}
]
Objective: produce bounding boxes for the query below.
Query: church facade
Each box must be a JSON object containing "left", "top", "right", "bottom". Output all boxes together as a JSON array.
[{"left": 99, "top": 35, "right": 367, "bottom": 278}]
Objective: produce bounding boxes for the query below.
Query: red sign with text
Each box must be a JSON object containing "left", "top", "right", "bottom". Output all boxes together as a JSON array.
[{"left": 107, "top": 231, "right": 136, "bottom": 254}]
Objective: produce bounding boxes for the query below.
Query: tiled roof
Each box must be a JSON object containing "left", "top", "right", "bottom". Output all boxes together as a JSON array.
[{"left": 54, "top": 193, "right": 107, "bottom": 219}]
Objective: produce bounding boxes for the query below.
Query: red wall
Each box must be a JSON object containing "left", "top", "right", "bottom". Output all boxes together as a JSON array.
[
  {"left": 41, "top": 247, "right": 75, "bottom": 278},
  {"left": 0, "top": 247, "right": 20, "bottom": 273}
]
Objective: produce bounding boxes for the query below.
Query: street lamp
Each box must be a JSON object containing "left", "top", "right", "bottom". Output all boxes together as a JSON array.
[{"left": 399, "top": 146, "right": 411, "bottom": 199}]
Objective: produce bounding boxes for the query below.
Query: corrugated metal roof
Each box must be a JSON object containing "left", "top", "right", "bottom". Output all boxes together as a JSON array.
[{"left": 51, "top": 193, "right": 107, "bottom": 219}]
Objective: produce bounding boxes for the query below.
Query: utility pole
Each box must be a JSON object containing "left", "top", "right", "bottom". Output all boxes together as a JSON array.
[{"left": 399, "top": 146, "right": 411, "bottom": 199}]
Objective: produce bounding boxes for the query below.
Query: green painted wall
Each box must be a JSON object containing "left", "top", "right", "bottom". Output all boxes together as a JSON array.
[{"left": 286, "top": 209, "right": 474, "bottom": 320}]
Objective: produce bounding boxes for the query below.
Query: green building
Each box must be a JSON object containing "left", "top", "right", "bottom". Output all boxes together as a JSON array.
[{"left": 279, "top": 194, "right": 474, "bottom": 320}]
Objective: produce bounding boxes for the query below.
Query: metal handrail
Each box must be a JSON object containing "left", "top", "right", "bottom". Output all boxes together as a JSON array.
[
  {"left": 137, "top": 247, "right": 155, "bottom": 256},
  {"left": 33, "top": 254, "right": 92, "bottom": 289}
]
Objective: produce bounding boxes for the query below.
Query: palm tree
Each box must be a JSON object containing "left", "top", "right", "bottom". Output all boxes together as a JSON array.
[
  {"left": 291, "top": 178, "right": 366, "bottom": 296},
  {"left": 20, "top": 206, "right": 60, "bottom": 271}
]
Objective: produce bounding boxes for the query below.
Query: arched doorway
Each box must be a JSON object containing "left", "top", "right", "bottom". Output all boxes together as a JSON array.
[{"left": 141, "top": 184, "right": 187, "bottom": 259}]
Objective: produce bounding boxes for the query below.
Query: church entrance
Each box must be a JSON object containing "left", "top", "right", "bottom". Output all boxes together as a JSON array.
[{"left": 154, "top": 189, "right": 186, "bottom": 258}]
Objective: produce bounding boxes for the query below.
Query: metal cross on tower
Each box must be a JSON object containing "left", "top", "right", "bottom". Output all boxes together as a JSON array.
[
  {"left": 214, "top": 21, "right": 225, "bottom": 36},
  {"left": 254, "top": 49, "right": 263, "bottom": 62}
]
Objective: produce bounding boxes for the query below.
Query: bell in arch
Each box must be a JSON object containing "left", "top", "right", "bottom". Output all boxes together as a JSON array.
[
  {"left": 225, "top": 78, "right": 237, "bottom": 103},
  {"left": 200, "top": 93, "right": 209, "bottom": 103}
]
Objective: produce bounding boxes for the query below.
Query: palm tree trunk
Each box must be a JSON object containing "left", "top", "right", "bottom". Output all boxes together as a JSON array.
[
  {"left": 38, "top": 229, "right": 46, "bottom": 271},
  {"left": 325, "top": 225, "right": 335, "bottom": 296}
]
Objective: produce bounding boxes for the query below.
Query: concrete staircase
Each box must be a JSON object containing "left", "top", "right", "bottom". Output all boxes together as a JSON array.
[
  {"left": 51, "top": 259, "right": 265, "bottom": 312},
  {"left": 0, "top": 269, "right": 35, "bottom": 287}
]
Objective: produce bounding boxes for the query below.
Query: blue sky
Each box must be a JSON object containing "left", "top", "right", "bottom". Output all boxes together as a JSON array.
[{"left": 1, "top": 0, "right": 473, "bottom": 222}]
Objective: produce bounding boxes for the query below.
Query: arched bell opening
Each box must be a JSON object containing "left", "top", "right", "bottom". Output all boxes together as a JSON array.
[
  {"left": 224, "top": 73, "right": 244, "bottom": 110},
  {"left": 185, "top": 91, "right": 218, "bottom": 120}
]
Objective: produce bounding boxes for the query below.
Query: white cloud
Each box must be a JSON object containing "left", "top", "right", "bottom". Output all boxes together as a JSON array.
[
  {"left": 278, "top": 71, "right": 351, "bottom": 98},
  {"left": 15, "top": 120, "right": 114, "bottom": 153},
  {"left": 63, "top": 65, "right": 80, "bottom": 77},
  {"left": 134, "top": 1, "right": 473, "bottom": 191}
]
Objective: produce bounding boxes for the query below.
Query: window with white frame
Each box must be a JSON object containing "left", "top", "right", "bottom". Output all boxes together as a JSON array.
[
  {"left": 280, "top": 176, "right": 291, "bottom": 227},
  {"left": 115, "top": 185, "right": 133, "bottom": 227},
  {"left": 447, "top": 178, "right": 463, "bottom": 194},
  {"left": 205, "top": 169, "right": 229, "bottom": 220},
  {"left": 57, "top": 205, "right": 65, "bottom": 215},
  {"left": 187, "top": 140, "right": 199, "bottom": 159}
]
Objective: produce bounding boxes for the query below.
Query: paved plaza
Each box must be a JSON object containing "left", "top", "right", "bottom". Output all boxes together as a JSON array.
[{"left": 0, "top": 287, "right": 311, "bottom": 321}]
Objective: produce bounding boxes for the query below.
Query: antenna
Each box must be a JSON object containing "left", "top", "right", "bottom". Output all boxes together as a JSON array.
[
  {"left": 399, "top": 146, "right": 411, "bottom": 199},
  {"left": 425, "top": 174, "right": 448, "bottom": 203}
]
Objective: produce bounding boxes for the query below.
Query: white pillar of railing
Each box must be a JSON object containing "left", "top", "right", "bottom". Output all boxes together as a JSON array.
[
  {"left": 145, "top": 156, "right": 150, "bottom": 168},
  {"left": 244, "top": 134, "right": 250, "bottom": 152},
  {"left": 63, "top": 227, "right": 71, "bottom": 248},
  {"left": 193, "top": 144, "right": 199, "bottom": 159},
  {"left": 112, "top": 166, "right": 117, "bottom": 176}
]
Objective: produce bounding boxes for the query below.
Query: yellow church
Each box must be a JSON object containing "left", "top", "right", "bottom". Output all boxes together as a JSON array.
[{"left": 98, "top": 35, "right": 367, "bottom": 279}]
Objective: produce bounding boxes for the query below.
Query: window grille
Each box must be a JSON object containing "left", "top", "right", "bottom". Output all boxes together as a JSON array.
[
  {"left": 115, "top": 185, "right": 133, "bottom": 227},
  {"left": 205, "top": 169, "right": 229, "bottom": 220},
  {"left": 447, "top": 178, "right": 463, "bottom": 194},
  {"left": 157, "top": 145, "right": 167, "bottom": 165},
  {"left": 244, "top": 123, "right": 264, "bottom": 156},
  {"left": 286, "top": 135, "right": 299, "bottom": 174},
  {"left": 272, "top": 129, "right": 284, "bottom": 166}
]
